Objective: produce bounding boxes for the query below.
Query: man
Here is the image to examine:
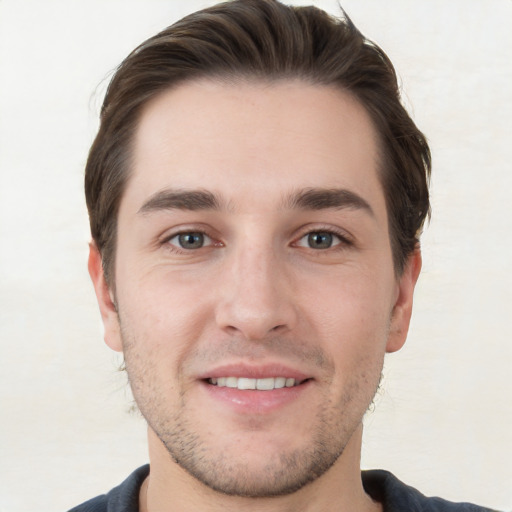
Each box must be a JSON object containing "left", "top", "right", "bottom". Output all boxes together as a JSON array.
[{"left": 71, "top": 1, "right": 495, "bottom": 510}]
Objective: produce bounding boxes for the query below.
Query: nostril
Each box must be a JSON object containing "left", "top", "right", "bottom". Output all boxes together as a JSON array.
[{"left": 224, "top": 325, "right": 241, "bottom": 335}]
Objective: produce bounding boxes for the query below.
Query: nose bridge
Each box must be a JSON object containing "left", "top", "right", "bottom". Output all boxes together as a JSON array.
[{"left": 215, "top": 236, "right": 296, "bottom": 340}]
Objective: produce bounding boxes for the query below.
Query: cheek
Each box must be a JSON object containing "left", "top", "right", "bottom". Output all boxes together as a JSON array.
[
  {"left": 316, "top": 295, "right": 388, "bottom": 408},
  {"left": 301, "top": 272, "right": 394, "bottom": 370},
  {"left": 304, "top": 270, "right": 394, "bottom": 331},
  {"left": 116, "top": 267, "right": 213, "bottom": 367}
]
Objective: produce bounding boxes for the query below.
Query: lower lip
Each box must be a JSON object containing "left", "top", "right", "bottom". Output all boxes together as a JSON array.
[{"left": 200, "top": 380, "right": 312, "bottom": 414}]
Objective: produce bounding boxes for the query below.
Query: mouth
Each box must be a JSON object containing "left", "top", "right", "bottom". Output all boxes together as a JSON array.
[
  {"left": 207, "top": 376, "right": 306, "bottom": 390},
  {"left": 198, "top": 364, "right": 313, "bottom": 412}
]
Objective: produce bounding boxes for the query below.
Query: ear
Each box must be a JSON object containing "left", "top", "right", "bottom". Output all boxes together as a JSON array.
[
  {"left": 386, "top": 248, "right": 422, "bottom": 353},
  {"left": 88, "top": 242, "right": 123, "bottom": 352}
]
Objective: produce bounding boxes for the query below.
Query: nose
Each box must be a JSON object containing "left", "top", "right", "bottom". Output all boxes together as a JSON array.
[{"left": 215, "top": 244, "right": 298, "bottom": 341}]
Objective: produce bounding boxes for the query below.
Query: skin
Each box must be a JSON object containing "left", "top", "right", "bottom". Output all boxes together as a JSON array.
[{"left": 89, "top": 79, "right": 421, "bottom": 512}]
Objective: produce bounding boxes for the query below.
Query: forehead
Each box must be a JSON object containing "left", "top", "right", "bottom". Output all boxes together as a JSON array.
[{"left": 126, "top": 79, "right": 384, "bottom": 215}]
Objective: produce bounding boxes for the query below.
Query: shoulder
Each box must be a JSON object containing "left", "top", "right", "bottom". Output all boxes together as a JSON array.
[
  {"left": 67, "top": 464, "right": 150, "bottom": 512},
  {"left": 67, "top": 494, "right": 108, "bottom": 512},
  {"left": 362, "top": 470, "right": 498, "bottom": 512}
]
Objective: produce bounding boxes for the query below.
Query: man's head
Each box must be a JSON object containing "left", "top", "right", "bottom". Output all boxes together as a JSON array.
[
  {"left": 87, "top": 0, "right": 429, "bottom": 501},
  {"left": 85, "top": 0, "right": 430, "bottom": 286}
]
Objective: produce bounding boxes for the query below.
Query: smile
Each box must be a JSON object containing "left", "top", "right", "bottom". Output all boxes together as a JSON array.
[{"left": 208, "top": 377, "right": 301, "bottom": 390}]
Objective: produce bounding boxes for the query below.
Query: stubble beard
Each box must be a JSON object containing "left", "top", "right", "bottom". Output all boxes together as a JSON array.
[
  {"left": 121, "top": 324, "right": 384, "bottom": 498},
  {"left": 128, "top": 372, "right": 382, "bottom": 498},
  {"left": 148, "top": 395, "right": 357, "bottom": 497}
]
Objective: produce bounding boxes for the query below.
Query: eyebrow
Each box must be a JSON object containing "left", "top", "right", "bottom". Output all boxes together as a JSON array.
[
  {"left": 283, "top": 187, "right": 374, "bottom": 216},
  {"left": 137, "top": 186, "right": 374, "bottom": 216},
  {"left": 138, "top": 189, "right": 224, "bottom": 214}
]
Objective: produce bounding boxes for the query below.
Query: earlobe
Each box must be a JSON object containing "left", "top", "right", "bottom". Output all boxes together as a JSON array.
[
  {"left": 88, "top": 242, "right": 123, "bottom": 352},
  {"left": 386, "top": 248, "right": 422, "bottom": 353}
]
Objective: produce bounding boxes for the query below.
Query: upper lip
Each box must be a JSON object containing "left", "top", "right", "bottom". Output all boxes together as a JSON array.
[{"left": 197, "top": 363, "right": 311, "bottom": 382}]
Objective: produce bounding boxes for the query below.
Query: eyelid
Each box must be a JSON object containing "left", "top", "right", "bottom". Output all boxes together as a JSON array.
[
  {"left": 158, "top": 224, "right": 353, "bottom": 253},
  {"left": 292, "top": 224, "right": 354, "bottom": 247},
  {"left": 159, "top": 226, "right": 223, "bottom": 253},
  {"left": 168, "top": 231, "right": 213, "bottom": 248}
]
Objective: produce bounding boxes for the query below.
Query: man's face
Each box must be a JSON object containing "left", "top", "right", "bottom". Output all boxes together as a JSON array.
[{"left": 91, "top": 79, "right": 419, "bottom": 497}]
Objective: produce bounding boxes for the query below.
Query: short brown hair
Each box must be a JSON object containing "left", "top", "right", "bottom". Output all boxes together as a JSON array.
[{"left": 85, "top": 0, "right": 431, "bottom": 284}]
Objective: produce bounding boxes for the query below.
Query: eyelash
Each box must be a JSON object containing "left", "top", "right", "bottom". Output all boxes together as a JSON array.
[
  {"left": 160, "top": 226, "right": 353, "bottom": 254},
  {"left": 294, "top": 227, "right": 353, "bottom": 251},
  {"left": 161, "top": 230, "right": 219, "bottom": 254}
]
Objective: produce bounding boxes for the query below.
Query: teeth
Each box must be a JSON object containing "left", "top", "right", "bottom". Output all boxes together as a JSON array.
[
  {"left": 275, "top": 377, "right": 286, "bottom": 388},
  {"left": 238, "top": 378, "right": 256, "bottom": 390},
  {"left": 208, "top": 377, "right": 299, "bottom": 390},
  {"left": 226, "top": 377, "right": 238, "bottom": 388},
  {"left": 256, "top": 377, "right": 274, "bottom": 390}
]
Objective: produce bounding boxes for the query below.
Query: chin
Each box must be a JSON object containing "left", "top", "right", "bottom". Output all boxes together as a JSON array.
[{"left": 150, "top": 405, "right": 356, "bottom": 498}]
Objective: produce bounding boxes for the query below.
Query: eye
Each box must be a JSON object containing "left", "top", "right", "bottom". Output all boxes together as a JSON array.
[
  {"left": 296, "top": 231, "right": 345, "bottom": 250},
  {"left": 168, "top": 232, "right": 212, "bottom": 250}
]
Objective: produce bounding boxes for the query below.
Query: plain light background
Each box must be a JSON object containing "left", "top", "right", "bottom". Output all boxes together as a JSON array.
[{"left": 0, "top": 1, "right": 511, "bottom": 510}]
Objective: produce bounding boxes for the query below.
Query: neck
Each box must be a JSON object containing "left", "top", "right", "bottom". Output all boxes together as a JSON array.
[{"left": 140, "top": 425, "right": 381, "bottom": 512}]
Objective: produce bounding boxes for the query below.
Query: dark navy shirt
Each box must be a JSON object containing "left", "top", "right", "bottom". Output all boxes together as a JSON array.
[{"left": 68, "top": 465, "right": 498, "bottom": 512}]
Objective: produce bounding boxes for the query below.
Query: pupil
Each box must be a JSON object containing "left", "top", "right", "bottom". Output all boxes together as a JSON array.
[
  {"left": 179, "top": 233, "right": 204, "bottom": 249},
  {"left": 308, "top": 232, "right": 332, "bottom": 249}
]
